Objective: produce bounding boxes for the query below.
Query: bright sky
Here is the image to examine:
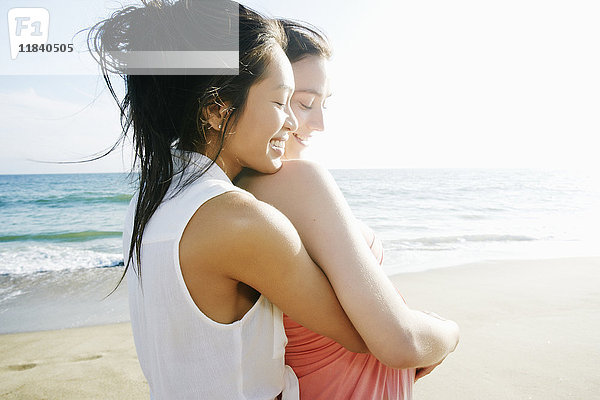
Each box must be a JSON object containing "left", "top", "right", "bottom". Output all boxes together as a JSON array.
[{"left": 1, "top": 0, "right": 599, "bottom": 174}]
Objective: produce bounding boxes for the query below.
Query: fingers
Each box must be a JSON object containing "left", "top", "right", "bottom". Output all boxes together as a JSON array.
[
  {"left": 414, "top": 357, "right": 445, "bottom": 382},
  {"left": 414, "top": 366, "right": 435, "bottom": 382}
]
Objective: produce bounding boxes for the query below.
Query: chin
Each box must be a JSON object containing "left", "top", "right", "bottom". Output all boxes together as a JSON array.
[
  {"left": 283, "top": 150, "right": 301, "bottom": 160},
  {"left": 283, "top": 145, "right": 300, "bottom": 160},
  {"left": 269, "top": 159, "right": 283, "bottom": 172}
]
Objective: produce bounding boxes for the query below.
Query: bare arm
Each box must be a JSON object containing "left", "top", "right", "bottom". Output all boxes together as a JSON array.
[
  {"left": 236, "top": 160, "right": 459, "bottom": 369},
  {"left": 356, "top": 219, "right": 384, "bottom": 264},
  {"left": 180, "top": 191, "right": 367, "bottom": 353}
]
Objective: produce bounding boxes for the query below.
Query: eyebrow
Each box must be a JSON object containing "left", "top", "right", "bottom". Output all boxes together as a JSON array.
[{"left": 294, "top": 89, "right": 333, "bottom": 98}]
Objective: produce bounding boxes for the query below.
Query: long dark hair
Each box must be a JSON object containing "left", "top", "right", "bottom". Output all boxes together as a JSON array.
[
  {"left": 278, "top": 18, "right": 332, "bottom": 63},
  {"left": 87, "top": 0, "right": 286, "bottom": 283}
]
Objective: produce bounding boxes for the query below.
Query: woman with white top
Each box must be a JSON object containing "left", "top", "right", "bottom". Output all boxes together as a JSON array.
[
  {"left": 90, "top": 2, "right": 363, "bottom": 398},
  {"left": 90, "top": 1, "right": 458, "bottom": 399}
]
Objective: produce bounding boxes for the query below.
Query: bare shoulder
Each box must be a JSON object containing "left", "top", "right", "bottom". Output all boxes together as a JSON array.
[
  {"left": 180, "top": 190, "right": 300, "bottom": 275},
  {"left": 236, "top": 160, "right": 335, "bottom": 201},
  {"left": 184, "top": 190, "right": 287, "bottom": 244},
  {"left": 279, "top": 159, "right": 333, "bottom": 184}
]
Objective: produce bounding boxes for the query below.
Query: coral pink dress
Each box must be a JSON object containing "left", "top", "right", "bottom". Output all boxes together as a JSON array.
[{"left": 284, "top": 223, "right": 415, "bottom": 399}]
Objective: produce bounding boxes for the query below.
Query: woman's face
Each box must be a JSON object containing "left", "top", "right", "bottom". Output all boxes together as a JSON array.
[
  {"left": 218, "top": 45, "right": 298, "bottom": 179},
  {"left": 284, "top": 55, "right": 331, "bottom": 160}
]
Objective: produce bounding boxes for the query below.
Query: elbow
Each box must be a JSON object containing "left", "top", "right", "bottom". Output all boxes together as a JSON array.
[
  {"left": 373, "top": 314, "right": 460, "bottom": 368},
  {"left": 375, "top": 334, "right": 456, "bottom": 369},
  {"left": 376, "top": 345, "right": 421, "bottom": 370},
  {"left": 370, "top": 335, "right": 424, "bottom": 369}
]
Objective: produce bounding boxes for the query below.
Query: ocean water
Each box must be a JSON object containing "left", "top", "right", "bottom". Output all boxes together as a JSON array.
[
  {"left": 335, "top": 169, "right": 600, "bottom": 274},
  {"left": 0, "top": 173, "right": 133, "bottom": 333},
  {"left": 1, "top": 169, "right": 599, "bottom": 333}
]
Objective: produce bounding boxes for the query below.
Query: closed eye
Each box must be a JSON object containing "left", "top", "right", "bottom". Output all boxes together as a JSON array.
[{"left": 299, "top": 102, "right": 312, "bottom": 110}]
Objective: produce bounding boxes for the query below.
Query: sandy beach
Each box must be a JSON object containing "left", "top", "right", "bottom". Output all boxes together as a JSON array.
[
  {"left": 0, "top": 323, "right": 148, "bottom": 400},
  {"left": 393, "top": 257, "right": 600, "bottom": 400},
  {"left": 1, "top": 256, "right": 599, "bottom": 399}
]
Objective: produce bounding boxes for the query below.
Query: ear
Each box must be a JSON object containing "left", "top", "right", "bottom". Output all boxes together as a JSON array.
[{"left": 204, "top": 101, "right": 232, "bottom": 131}]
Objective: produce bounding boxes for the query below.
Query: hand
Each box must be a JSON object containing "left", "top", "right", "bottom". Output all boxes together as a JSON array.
[{"left": 414, "top": 357, "right": 445, "bottom": 382}]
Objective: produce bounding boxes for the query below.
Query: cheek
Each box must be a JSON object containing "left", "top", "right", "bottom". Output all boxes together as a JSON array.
[
  {"left": 235, "top": 111, "right": 281, "bottom": 152},
  {"left": 291, "top": 106, "right": 308, "bottom": 128},
  {"left": 234, "top": 107, "right": 266, "bottom": 139}
]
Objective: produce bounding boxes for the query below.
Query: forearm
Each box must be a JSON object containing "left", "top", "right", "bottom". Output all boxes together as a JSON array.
[
  {"left": 311, "top": 241, "right": 458, "bottom": 368},
  {"left": 293, "top": 201, "right": 459, "bottom": 368},
  {"left": 237, "top": 161, "right": 458, "bottom": 367}
]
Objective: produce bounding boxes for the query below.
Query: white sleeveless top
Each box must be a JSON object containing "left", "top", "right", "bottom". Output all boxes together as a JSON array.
[{"left": 124, "top": 151, "right": 299, "bottom": 400}]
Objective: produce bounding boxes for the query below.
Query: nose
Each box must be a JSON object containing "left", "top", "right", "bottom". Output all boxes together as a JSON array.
[
  {"left": 308, "top": 108, "right": 325, "bottom": 132},
  {"left": 285, "top": 104, "right": 299, "bottom": 132}
]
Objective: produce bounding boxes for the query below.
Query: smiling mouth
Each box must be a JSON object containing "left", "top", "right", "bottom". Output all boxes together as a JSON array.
[
  {"left": 293, "top": 133, "right": 312, "bottom": 146},
  {"left": 270, "top": 139, "right": 286, "bottom": 151}
]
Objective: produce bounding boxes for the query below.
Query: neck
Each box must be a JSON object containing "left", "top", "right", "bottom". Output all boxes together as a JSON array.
[{"left": 215, "top": 155, "right": 241, "bottom": 181}]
